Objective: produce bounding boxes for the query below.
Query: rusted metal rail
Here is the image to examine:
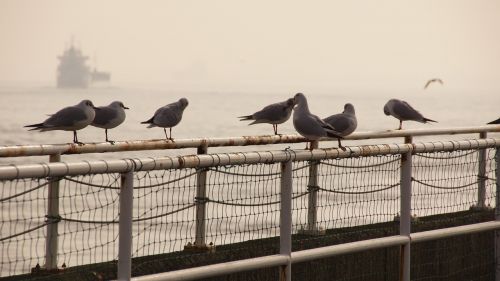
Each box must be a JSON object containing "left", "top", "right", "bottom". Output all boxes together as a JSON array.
[
  {"left": 0, "top": 125, "right": 498, "bottom": 158},
  {"left": 0, "top": 138, "right": 497, "bottom": 180}
]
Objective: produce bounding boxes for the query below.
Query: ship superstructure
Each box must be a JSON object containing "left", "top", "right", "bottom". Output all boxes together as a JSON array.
[{"left": 56, "top": 42, "right": 110, "bottom": 88}]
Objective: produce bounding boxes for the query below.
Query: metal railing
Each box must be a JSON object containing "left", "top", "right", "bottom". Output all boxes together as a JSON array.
[
  {"left": 0, "top": 126, "right": 499, "bottom": 281},
  {"left": 0, "top": 125, "right": 498, "bottom": 158}
]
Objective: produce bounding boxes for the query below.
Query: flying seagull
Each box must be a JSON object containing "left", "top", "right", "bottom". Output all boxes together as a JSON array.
[
  {"left": 424, "top": 78, "right": 443, "bottom": 89},
  {"left": 238, "top": 98, "right": 295, "bottom": 135},
  {"left": 91, "top": 101, "right": 129, "bottom": 144},
  {"left": 25, "top": 100, "right": 97, "bottom": 144},
  {"left": 292, "top": 93, "right": 343, "bottom": 150},
  {"left": 383, "top": 99, "right": 437, "bottom": 130},
  {"left": 141, "top": 98, "right": 189, "bottom": 140}
]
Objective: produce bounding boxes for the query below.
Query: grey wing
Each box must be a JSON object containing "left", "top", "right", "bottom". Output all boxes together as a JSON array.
[
  {"left": 155, "top": 107, "right": 181, "bottom": 127},
  {"left": 324, "top": 114, "right": 353, "bottom": 135},
  {"left": 253, "top": 103, "right": 287, "bottom": 122},
  {"left": 92, "top": 107, "right": 118, "bottom": 126},
  {"left": 313, "top": 114, "right": 336, "bottom": 131},
  {"left": 393, "top": 101, "right": 424, "bottom": 121},
  {"left": 44, "top": 107, "right": 87, "bottom": 127}
]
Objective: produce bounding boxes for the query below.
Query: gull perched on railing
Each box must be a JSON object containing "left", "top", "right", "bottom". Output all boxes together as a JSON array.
[
  {"left": 238, "top": 98, "right": 295, "bottom": 135},
  {"left": 323, "top": 103, "right": 357, "bottom": 149},
  {"left": 141, "top": 98, "right": 189, "bottom": 140},
  {"left": 91, "top": 101, "right": 129, "bottom": 144},
  {"left": 383, "top": 99, "right": 437, "bottom": 130},
  {"left": 292, "top": 93, "right": 343, "bottom": 150},
  {"left": 24, "top": 100, "right": 97, "bottom": 144}
]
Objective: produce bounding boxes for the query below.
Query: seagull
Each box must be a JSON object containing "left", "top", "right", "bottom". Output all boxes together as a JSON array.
[
  {"left": 292, "top": 93, "right": 343, "bottom": 150},
  {"left": 323, "top": 103, "right": 357, "bottom": 149},
  {"left": 91, "top": 101, "right": 129, "bottom": 144},
  {"left": 141, "top": 98, "right": 189, "bottom": 140},
  {"left": 383, "top": 99, "right": 437, "bottom": 130},
  {"left": 238, "top": 98, "right": 295, "bottom": 135},
  {"left": 24, "top": 100, "right": 97, "bottom": 144},
  {"left": 487, "top": 117, "right": 500, "bottom": 125},
  {"left": 424, "top": 78, "right": 443, "bottom": 89}
]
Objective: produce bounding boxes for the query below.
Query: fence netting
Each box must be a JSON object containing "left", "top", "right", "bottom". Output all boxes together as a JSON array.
[
  {"left": 0, "top": 178, "right": 49, "bottom": 277},
  {"left": 413, "top": 148, "right": 496, "bottom": 218},
  {"left": 0, "top": 146, "right": 498, "bottom": 280}
]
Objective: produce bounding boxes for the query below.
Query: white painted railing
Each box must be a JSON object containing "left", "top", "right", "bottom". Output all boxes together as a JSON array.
[
  {"left": 0, "top": 125, "right": 498, "bottom": 158},
  {"left": 0, "top": 126, "right": 499, "bottom": 281}
]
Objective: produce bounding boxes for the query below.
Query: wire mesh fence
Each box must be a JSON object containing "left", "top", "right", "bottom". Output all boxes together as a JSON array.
[
  {"left": 412, "top": 149, "right": 497, "bottom": 217},
  {"left": 0, "top": 142, "right": 498, "bottom": 279},
  {"left": 0, "top": 178, "right": 50, "bottom": 276}
]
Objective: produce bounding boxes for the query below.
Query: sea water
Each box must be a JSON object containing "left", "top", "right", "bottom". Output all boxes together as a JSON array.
[
  {"left": 0, "top": 83, "right": 498, "bottom": 163},
  {"left": 0, "top": 82, "right": 498, "bottom": 275}
]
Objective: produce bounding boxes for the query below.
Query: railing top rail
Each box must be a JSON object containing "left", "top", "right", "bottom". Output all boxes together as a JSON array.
[
  {"left": 1, "top": 125, "right": 499, "bottom": 158},
  {"left": 0, "top": 138, "right": 497, "bottom": 180}
]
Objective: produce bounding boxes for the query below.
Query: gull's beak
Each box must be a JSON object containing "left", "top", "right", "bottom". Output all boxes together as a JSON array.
[
  {"left": 124, "top": 106, "right": 130, "bottom": 110},
  {"left": 93, "top": 106, "right": 101, "bottom": 111}
]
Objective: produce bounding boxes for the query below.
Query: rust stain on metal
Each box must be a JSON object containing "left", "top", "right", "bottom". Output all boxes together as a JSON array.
[
  {"left": 177, "top": 155, "right": 200, "bottom": 168},
  {"left": 1, "top": 147, "right": 26, "bottom": 157},
  {"left": 66, "top": 143, "right": 81, "bottom": 154},
  {"left": 200, "top": 139, "right": 208, "bottom": 147},
  {"left": 381, "top": 144, "right": 392, "bottom": 151},
  {"left": 242, "top": 135, "right": 264, "bottom": 146},
  {"left": 177, "top": 157, "right": 185, "bottom": 168},
  {"left": 119, "top": 141, "right": 133, "bottom": 151},
  {"left": 359, "top": 145, "right": 373, "bottom": 156},
  {"left": 225, "top": 139, "right": 236, "bottom": 147},
  {"left": 410, "top": 142, "right": 417, "bottom": 154}
]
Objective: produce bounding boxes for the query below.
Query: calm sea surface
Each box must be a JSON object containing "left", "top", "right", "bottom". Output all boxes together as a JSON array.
[
  {"left": 0, "top": 83, "right": 498, "bottom": 276},
  {"left": 0, "top": 83, "right": 498, "bottom": 162}
]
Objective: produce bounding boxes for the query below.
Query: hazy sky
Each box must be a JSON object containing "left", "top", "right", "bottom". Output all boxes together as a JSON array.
[{"left": 1, "top": 0, "right": 500, "bottom": 93}]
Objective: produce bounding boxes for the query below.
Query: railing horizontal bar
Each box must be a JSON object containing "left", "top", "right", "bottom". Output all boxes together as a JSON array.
[
  {"left": 348, "top": 125, "right": 500, "bottom": 140},
  {"left": 129, "top": 254, "right": 290, "bottom": 281},
  {"left": 1, "top": 125, "right": 499, "bottom": 157},
  {"left": 0, "top": 138, "right": 498, "bottom": 180},
  {"left": 291, "top": 235, "right": 409, "bottom": 264},
  {"left": 130, "top": 220, "right": 500, "bottom": 281},
  {"left": 0, "top": 135, "right": 307, "bottom": 157},
  {"left": 410, "top": 220, "right": 500, "bottom": 243}
]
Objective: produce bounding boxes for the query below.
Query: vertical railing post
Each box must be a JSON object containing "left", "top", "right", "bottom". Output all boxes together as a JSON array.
[
  {"left": 280, "top": 160, "right": 292, "bottom": 281},
  {"left": 194, "top": 144, "right": 208, "bottom": 249},
  {"left": 399, "top": 136, "right": 412, "bottom": 281},
  {"left": 305, "top": 140, "right": 320, "bottom": 234},
  {"left": 495, "top": 148, "right": 500, "bottom": 281},
  {"left": 117, "top": 169, "right": 134, "bottom": 281},
  {"left": 45, "top": 153, "right": 61, "bottom": 270},
  {"left": 477, "top": 132, "right": 487, "bottom": 208}
]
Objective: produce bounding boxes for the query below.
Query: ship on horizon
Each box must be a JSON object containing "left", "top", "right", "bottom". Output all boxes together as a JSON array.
[{"left": 57, "top": 41, "right": 111, "bottom": 88}]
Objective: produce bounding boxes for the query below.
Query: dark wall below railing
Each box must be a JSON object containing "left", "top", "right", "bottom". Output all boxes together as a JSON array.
[{"left": 2, "top": 209, "right": 494, "bottom": 281}]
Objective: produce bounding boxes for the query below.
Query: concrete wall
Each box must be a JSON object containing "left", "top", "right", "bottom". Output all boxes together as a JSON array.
[{"left": 4, "top": 209, "right": 494, "bottom": 281}]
